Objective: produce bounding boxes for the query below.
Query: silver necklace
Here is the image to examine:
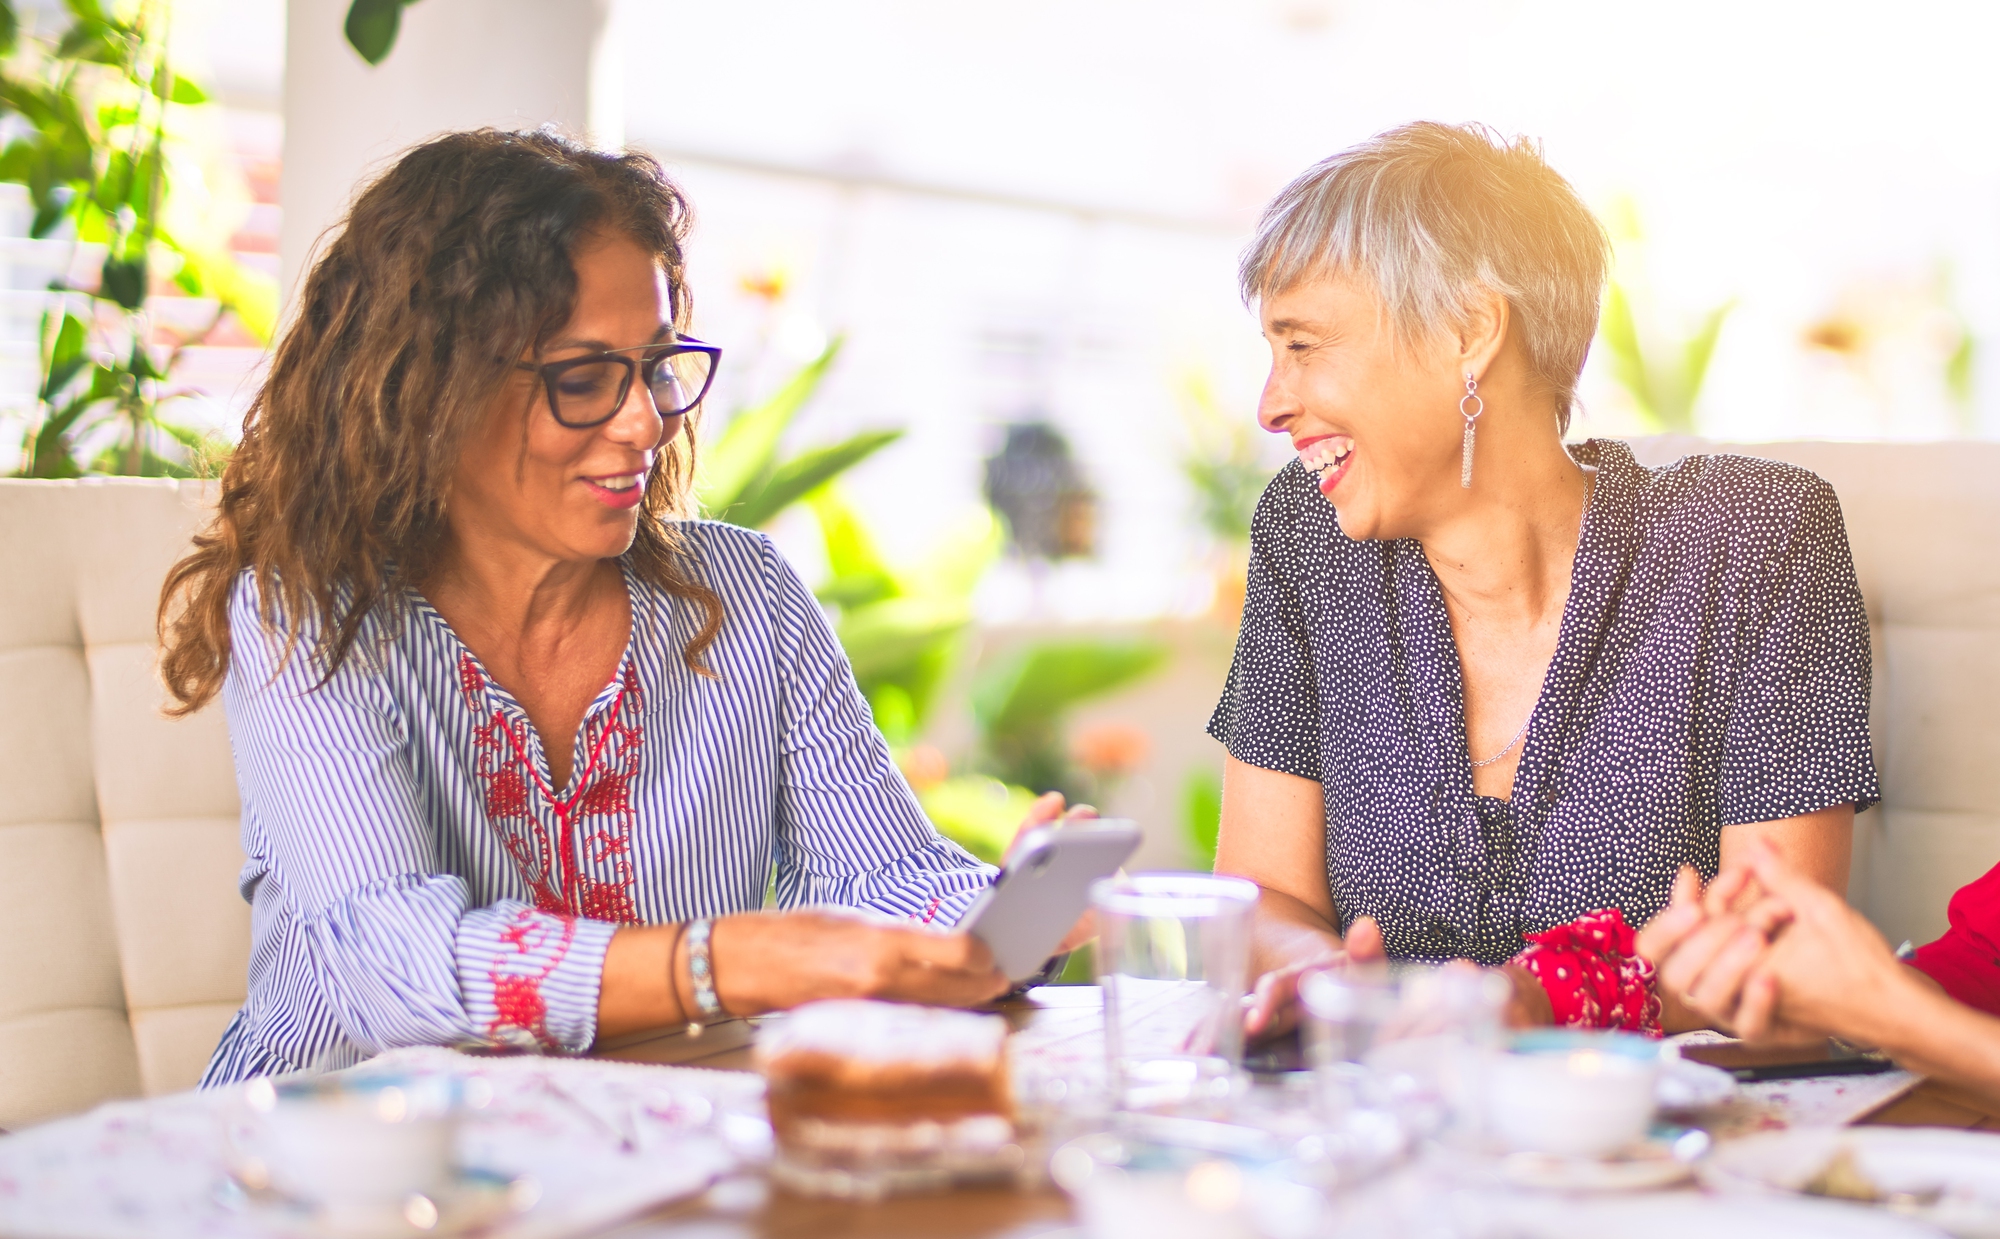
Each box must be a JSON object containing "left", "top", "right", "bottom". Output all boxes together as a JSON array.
[{"left": 1467, "top": 478, "right": 1593, "bottom": 769}]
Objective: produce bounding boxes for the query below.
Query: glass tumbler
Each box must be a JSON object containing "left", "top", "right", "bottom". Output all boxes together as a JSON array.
[
  {"left": 1300, "top": 962, "right": 1508, "bottom": 1129},
  {"left": 1091, "top": 872, "right": 1259, "bottom": 1114}
]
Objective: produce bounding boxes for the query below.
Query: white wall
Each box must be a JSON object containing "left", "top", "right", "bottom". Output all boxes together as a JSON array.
[{"left": 279, "top": 0, "right": 620, "bottom": 306}]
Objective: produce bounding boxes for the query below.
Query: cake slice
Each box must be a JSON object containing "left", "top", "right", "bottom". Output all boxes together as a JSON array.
[{"left": 756, "top": 1000, "right": 1016, "bottom": 1195}]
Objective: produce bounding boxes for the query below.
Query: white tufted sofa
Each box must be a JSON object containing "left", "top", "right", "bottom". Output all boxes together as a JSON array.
[
  {"left": 0, "top": 480, "right": 245, "bottom": 1130},
  {"left": 1, "top": 441, "right": 1996, "bottom": 1128},
  {"left": 1626, "top": 437, "right": 2000, "bottom": 952}
]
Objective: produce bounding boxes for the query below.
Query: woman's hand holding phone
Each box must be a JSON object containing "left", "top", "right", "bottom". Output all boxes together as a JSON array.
[{"left": 1006, "top": 791, "right": 1102, "bottom": 953}]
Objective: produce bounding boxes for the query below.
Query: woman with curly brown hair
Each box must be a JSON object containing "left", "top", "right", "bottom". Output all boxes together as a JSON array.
[{"left": 161, "top": 129, "right": 1034, "bottom": 1084}]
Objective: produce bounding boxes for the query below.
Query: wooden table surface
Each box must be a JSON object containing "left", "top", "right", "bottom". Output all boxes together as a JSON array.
[{"left": 591, "top": 996, "right": 2000, "bottom": 1239}]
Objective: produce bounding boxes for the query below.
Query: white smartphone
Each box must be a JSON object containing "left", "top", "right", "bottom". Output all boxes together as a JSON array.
[{"left": 961, "top": 818, "right": 1142, "bottom": 983}]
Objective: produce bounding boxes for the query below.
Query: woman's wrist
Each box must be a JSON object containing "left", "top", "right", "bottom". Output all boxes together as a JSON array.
[
  {"left": 596, "top": 923, "right": 691, "bottom": 1041},
  {"left": 1847, "top": 964, "right": 1962, "bottom": 1061},
  {"left": 709, "top": 912, "right": 818, "bottom": 1016},
  {"left": 1500, "top": 963, "right": 1554, "bottom": 1027}
]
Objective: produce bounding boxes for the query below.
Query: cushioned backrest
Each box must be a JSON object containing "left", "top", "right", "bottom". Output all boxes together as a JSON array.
[
  {"left": 0, "top": 447, "right": 1994, "bottom": 1124},
  {"left": 1629, "top": 438, "right": 2000, "bottom": 947},
  {"left": 0, "top": 479, "right": 245, "bottom": 1130}
]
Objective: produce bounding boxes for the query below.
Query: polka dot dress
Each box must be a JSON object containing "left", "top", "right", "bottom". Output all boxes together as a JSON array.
[{"left": 1207, "top": 438, "right": 1879, "bottom": 965}]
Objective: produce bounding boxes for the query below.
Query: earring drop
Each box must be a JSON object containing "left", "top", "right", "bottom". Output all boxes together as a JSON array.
[{"left": 1459, "top": 373, "right": 1482, "bottom": 488}]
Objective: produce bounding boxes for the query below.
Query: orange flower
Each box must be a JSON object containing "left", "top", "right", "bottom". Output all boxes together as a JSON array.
[
  {"left": 1071, "top": 722, "right": 1150, "bottom": 777},
  {"left": 738, "top": 270, "right": 789, "bottom": 303},
  {"left": 898, "top": 745, "right": 950, "bottom": 791}
]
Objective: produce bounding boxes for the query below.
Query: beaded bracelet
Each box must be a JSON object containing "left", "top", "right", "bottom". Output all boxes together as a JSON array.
[{"left": 686, "top": 917, "right": 722, "bottom": 1028}]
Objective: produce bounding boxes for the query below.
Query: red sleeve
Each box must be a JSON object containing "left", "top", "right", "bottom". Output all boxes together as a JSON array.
[
  {"left": 1510, "top": 908, "right": 1663, "bottom": 1036},
  {"left": 1909, "top": 861, "right": 2000, "bottom": 1018}
]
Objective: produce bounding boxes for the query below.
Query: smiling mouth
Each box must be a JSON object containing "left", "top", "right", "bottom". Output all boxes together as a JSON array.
[
  {"left": 582, "top": 472, "right": 647, "bottom": 509},
  {"left": 1296, "top": 436, "right": 1355, "bottom": 495}
]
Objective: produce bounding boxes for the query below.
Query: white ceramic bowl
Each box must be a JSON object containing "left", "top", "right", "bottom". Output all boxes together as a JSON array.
[
  {"left": 1486, "top": 1032, "right": 1659, "bottom": 1159},
  {"left": 241, "top": 1073, "right": 460, "bottom": 1236}
]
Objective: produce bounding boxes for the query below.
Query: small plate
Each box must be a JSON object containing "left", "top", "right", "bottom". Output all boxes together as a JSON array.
[
  {"left": 1498, "top": 1144, "right": 1695, "bottom": 1192},
  {"left": 221, "top": 1166, "right": 536, "bottom": 1238},
  {"left": 1433, "top": 1135, "right": 1701, "bottom": 1193},
  {"left": 1703, "top": 1127, "right": 2000, "bottom": 1238}
]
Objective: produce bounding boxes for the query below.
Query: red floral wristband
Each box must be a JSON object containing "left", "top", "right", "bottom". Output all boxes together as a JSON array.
[{"left": 1510, "top": 907, "right": 1663, "bottom": 1036}]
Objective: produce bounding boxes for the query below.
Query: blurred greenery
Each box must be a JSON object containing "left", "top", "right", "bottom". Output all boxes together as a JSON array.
[
  {"left": 1598, "top": 283, "right": 1734, "bottom": 434},
  {"left": 1937, "top": 265, "right": 1979, "bottom": 436},
  {"left": 1180, "top": 765, "right": 1222, "bottom": 870},
  {"left": 1179, "top": 374, "right": 1269, "bottom": 544},
  {"left": 693, "top": 337, "right": 1033, "bottom": 861},
  {"left": 697, "top": 337, "right": 905, "bottom": 531},
  {"left": 696, "top": 337, "right": 1170, "bottom": 863},
  {"left": 916, "top": 775, "right": 1036, "bottom": 865},
  {"left": 0, "top": 0, "right": 270, "bottom": 477},
  {"left": 971, "top": 638, "right": 1168, "bottom": 802},
  {"left": 1596, "top": 198, "right": 1733, "bottom": 435},
  {"left": 810, "top": 486, "right": 1001, "bottom": 745}
]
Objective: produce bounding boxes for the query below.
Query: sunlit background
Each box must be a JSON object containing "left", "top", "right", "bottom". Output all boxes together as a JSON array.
[{"left": 11, "top": 0, "right": 1998, "bottom": 869}]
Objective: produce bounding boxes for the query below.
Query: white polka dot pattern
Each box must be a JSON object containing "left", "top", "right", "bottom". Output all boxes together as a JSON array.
[{"left": 1208, "top": 438, "right": 1879, "bottom": 964}]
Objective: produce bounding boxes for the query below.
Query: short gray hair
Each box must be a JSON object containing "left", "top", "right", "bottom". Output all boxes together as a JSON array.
[{"left": 1241, "top": 122, "right": 1608, "bottom": 434}]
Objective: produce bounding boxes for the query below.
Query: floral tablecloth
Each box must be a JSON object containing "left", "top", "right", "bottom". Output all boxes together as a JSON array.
[{"left": 0, "top": 1048, "right": 766, "bottom": 1239}]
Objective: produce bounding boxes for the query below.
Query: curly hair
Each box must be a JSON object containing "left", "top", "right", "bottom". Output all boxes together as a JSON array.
[{"left": 158, "top": 128, "right": 724, "bottom": 715}]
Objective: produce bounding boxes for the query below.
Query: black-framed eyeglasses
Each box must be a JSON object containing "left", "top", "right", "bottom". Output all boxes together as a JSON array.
[{"left": 515, "top": 337, "right": 722, "bottom": 429}]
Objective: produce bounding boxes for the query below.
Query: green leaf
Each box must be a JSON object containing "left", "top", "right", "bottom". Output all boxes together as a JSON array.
[
  {"left": 151, "top": 72, "right": 208, "bottom": 105},
  {"left": 1947, "top": 332, "right": 1976, "bottom": 409},
  {"left": 23, "top": 367, "right": 119, "bottom": 477},
  {"left": 816, "top": 570, "right": 896, "bottom": 610},
  {"left": 0, "top": 2, "right": 19, "bottom": 57},
  {"left": 39, "top": 310, "right": 87, "bottom": 402},
  {"left": 29, "top": 185, "right": 73, "bottom": 239},
  {"left": 1670, "top": 299, "right": 1735, "bottom": 433},
  {"left": 698, "top": 336, "right": 843, "bottom": 516},
  {"left": 723, "top": 428, "right": 902, "bottom": 530},
  {"left": 811, "top": 485, "right": 893, "bottom": 586},
  {"left": 126, "top": 336, "right": 162, "bottom": 381},
  {"left": 345, "top": 0, "right": 415, "bottom": 66},
  {"left": 1598, "top": 282, "right": 1657, "bottom": 427},
  {"left": 971, "top": 639, "right": 1169, "bottom": 741},
  {"left": 837, "top": 598, "right": 970, "bottom": 687},
  {"left": 55, "top": 16, "right": 125, "bottom": 69},
  {"left": 99, "top": 253, "right": 146, "bottom": 310}
]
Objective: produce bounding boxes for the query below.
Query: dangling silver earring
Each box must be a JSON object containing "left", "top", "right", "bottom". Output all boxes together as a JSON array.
[{"left": 1459, "top": 372, "right": 1482, "bottom": 488}]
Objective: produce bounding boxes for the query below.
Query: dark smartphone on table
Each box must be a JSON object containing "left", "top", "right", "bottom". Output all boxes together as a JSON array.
[
  {"left": 1679, "top": 1038, "right": 1896, "bottom": 1082},
  {"left": 1244, "top": 1025, "right": 1307, "bottom": 1075}
]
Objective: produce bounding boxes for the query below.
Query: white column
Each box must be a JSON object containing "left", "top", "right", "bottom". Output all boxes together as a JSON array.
[{"left": 279, "top": 0, "right": 622, "bottom": 307}]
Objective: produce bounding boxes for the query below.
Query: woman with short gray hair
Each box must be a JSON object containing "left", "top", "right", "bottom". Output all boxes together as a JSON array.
[{"left": 1210, "top": 122, "right": 1876, "bottom": 1036}]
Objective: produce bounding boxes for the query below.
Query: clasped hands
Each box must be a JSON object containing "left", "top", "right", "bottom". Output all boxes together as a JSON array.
[{"left": 1637, "top": 839, "right": 1912, "bottom": 1047}]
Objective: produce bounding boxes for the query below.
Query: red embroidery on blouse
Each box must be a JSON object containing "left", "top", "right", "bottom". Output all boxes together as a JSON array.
[
  {"left": 1511, "top": 907, "right": 1663, "bottom": 1036},
  {"left": 486, "top": 906, "right": 578, "bottom": 1048},
  {"left": 464, "top": 654, "right": 646, "bottom": 925}
]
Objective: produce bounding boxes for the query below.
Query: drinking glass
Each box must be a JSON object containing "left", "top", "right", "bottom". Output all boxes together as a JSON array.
[
  {"left": 1091, "top": 872, "right": 1258, "bottom": 1114},
  {"left": 1300, "top": 962, "right": 1508, "bottom": 1128}
]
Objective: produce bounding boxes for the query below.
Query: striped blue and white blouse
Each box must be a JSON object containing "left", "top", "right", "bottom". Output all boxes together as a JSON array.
[{"left": 201, "top": 522, "right": 996, "bottom": 1086}]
